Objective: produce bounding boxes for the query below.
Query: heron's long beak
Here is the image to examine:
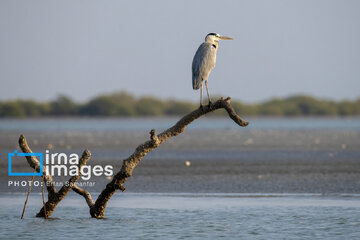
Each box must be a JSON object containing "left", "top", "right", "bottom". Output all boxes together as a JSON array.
[{"left": 220, "top": 36, "right": 233, "bottom": 40}]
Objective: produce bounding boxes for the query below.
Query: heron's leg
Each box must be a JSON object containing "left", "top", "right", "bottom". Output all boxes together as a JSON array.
[
  {"left": 205, "top": 80, "right": 212, "bottom": 105},
  {"left": 200, "top": 83, "right": 203, "bottom": 108}
]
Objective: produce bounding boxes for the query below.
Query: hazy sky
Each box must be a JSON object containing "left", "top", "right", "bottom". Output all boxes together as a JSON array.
[{"left": 0, "top": 0, "right": 359, "bottom": 103}]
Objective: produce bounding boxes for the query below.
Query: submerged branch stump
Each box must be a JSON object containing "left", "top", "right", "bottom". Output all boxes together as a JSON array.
[{"left": 19, "top": 134, "right": 91, "bottom": 218}]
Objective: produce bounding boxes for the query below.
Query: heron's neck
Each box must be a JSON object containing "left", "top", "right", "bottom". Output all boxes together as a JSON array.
[{"left": 205, "top": 39, "right": 218, "bottom": 49}]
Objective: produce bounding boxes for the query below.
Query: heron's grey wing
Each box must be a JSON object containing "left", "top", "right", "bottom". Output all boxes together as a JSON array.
[{"left": 192, "top": 43, "right": 215, "bottom": 90}]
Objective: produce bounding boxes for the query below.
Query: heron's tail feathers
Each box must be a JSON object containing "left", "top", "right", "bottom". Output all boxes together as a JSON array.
[{"left": 192, "top": 77, "right": 202, "bottom": 90}]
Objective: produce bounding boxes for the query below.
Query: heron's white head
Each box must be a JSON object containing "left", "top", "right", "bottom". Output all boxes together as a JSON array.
[{"left": 205, "top": 33, "right": 233, "bottom": 43}]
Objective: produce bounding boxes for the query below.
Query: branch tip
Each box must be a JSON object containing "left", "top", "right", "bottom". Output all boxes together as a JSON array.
[
  {"left": 82, "top": 149, "right": 91, "bottom": 158},
  {"left": 241, "top": 121, "right": 250, "bottom": 127},
  {"left": 19, "top": 134, "right": 26, "bottom": 145},
  {"left": 150, "top": 129, "right": 155, "bottom": 136}
]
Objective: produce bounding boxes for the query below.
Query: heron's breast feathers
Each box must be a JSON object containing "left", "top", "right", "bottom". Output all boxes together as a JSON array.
[{"left": 192, "top": 42, "right": 217, "bottom": 89}]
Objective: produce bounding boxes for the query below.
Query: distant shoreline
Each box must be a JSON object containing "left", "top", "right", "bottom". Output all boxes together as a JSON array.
[{"left": 1, "top": 92, "right": 359, "bottom": 117}]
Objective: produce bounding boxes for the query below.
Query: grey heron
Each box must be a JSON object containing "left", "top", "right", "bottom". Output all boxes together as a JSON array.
[{"left": 192, "top": 33, "right": 233, "bottom": 107}]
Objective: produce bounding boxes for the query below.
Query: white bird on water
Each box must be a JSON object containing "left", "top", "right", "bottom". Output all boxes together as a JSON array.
[{"left": 192, "top": 33, "right": 233, "bottom": 107}]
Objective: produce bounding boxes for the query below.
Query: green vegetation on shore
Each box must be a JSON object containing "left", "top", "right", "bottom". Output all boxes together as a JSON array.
[{"left": 0, "top": 92, "right": 359, "bottom": 117}]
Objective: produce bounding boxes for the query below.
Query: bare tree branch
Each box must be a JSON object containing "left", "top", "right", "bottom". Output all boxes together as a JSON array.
[
  {"left": 90, "top": 97, "right": 248, "bottom": 218},
  {"left": 36, "top": 149, "right": 91, "bottom": 218},
  {"left": 19, "top": 134, "right": 91, "bottom": 218},
  {"left": 19, "top": 97, "right": 248, "bottom": 219},
  {"left": 72, "top": 185, "right": 95, "bottom": 208},
  {"left": 19, "top": 135, "right": 57, "bottom": 197}
]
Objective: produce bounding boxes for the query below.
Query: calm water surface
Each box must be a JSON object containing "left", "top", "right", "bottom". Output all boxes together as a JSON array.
[
  {"left": 1, "top": 117, "right": 360, "bottom": 131},
  {"left": 1, "top": 117, "right": 359, "bottom": 239},
  {"left": 1, "top": 193, "right": 359, "bottom": 239}
]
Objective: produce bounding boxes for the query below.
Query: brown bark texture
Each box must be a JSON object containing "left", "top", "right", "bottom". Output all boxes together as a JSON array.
[{"left": 19, "top": 98, "right": 248, "bottom": 218}]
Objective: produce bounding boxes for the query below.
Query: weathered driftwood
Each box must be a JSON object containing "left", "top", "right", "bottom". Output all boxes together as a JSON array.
[
  {"left": 20, "top": 97, "right": 248, "bottom": 218},
  {"left": 19, "top": 135, "right": 91, "bottom": 217}
]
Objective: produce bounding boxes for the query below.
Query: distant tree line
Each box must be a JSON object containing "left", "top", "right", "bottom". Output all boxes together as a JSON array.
[{"left": 0, "top": 92, "right": 359, "bottom": 117}]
